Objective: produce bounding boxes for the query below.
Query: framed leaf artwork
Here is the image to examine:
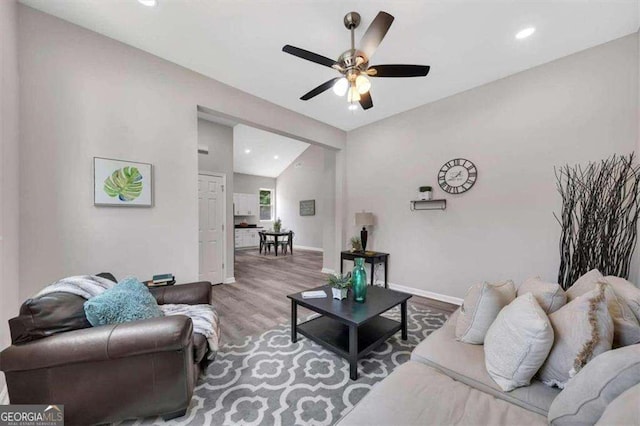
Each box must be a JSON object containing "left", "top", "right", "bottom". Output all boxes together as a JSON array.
[{"left": 94, "top": 157, "right": 153, "bottom": 207}]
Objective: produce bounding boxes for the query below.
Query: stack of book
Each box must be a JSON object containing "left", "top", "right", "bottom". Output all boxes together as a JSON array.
[{"left": 148, "top": 273, "right": 176, "bottom": 287}]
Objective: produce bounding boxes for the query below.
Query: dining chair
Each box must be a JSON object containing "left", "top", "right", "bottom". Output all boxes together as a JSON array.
[
  {"left": 280, "top": 231, "right": 294, "bottom": 255},
  {"left": 259, "top": 232, "right": 274, "bottom": 254}
]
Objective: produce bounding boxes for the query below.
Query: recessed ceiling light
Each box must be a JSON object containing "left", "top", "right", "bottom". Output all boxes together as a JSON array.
[
  {"left": 137, "top": 0, "right": 157, "bottom": 7},
  {"left": 244, "top": 149, "right": 251, "bottom": 154},
  {"left": 274, "top": 155, "right": 279, "bottom": 160},
  {"left": 348, "top": 104, "right": 358, "bottom": 111},
  {"left": 515, "top": 27, "right": 535, "bottom": 40}
]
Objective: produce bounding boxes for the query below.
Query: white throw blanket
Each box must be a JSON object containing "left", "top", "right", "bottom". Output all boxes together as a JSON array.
[{"left": 36, "top": 275, "right": 219, "bottom": 359}]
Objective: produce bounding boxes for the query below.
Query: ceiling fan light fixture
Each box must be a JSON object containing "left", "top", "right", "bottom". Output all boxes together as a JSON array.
[
  {"left": 333, "top": 78, "right": 348, "bottom": 96},
  {"left": 347, "top": 86, "right": 361, "bottom": 103},
  {"left": 348, "top": 104, "right": 358, "bottom": 111},
  {"left": 355, "top": 74, "right": 371, "bottom": 94}
]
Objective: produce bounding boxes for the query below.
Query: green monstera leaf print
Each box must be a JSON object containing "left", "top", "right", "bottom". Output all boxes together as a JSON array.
[{"left": 103, "top": 166, "right": 143, "bottom": 202}]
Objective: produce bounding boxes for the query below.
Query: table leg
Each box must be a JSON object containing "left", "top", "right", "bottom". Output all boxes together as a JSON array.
[
  {"left": 275, "top": 235, "right": 279, "bottom": 256},
  {"left": 401, "top": 301, "right": 408, "bottom": 340},
  {"left": 349, "top": 325, "right": 358, "bottom": 380},
  {"left": 370, "top": 261, "right": 375, "bottom": 286},
  {"left": 340, "top": 256, "right": 344, "bottom": 275},
  {"left": 384, "top": 257, "right": 388, "bottom": 289},
  {"left": 291, "top": 300, "right": 298, "bottom": 343}
]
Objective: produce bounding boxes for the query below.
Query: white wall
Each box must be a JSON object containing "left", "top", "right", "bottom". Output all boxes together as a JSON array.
[
  {"left": 198, "top": 119, "right": 234, "bottom": 281},
  {"left": 346, "top": 34, "right": 639, "bottom": 299},
  {"left": 1, "top": 0, "right": 20, "bottom": 403},
  {"left": 234, "top": 173, "right": 276, "bottom": 227},
  {"left": 18, "top": 6, "right": 345, "bottom": 299},
  {"left": 276, "top": 145, "right": 335, "bottom": 252}
]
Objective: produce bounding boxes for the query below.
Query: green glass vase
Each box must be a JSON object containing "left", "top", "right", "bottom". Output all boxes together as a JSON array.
[{"left": 352, "top": 258, "right": 367, "bottom": 303}]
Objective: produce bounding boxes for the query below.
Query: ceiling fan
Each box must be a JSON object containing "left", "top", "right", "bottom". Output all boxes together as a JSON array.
[{"left": 282, "top": 11, "right": 430, "bottom": 111}]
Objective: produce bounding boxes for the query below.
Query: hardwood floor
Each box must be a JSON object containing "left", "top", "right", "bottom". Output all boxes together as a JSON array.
[{"left": 211, "top": 248, "right": 457, "bottom": 344}]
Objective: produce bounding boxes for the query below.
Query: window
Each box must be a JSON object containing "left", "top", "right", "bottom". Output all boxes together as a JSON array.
[{"left": 259, "top": 189, "right": 274, "bottom": 221}]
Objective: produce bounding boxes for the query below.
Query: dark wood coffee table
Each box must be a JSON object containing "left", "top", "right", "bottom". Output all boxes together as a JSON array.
[{"left": 288, "top": 285, "right": 412, "bottom": 380}]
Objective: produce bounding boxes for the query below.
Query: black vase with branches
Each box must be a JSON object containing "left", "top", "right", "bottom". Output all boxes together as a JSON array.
[{"left": 555, "top": 153, "right": 640, "bottom": 290}]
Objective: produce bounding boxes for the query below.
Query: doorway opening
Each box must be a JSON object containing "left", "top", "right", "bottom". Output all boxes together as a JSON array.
[{"left": 197, "top": 111, "right": 336, "bottom": 284}]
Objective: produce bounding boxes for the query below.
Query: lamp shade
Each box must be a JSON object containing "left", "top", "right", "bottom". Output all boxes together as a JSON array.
[{"left": 355, "top": 212, "right": 374, "bottom": 227}]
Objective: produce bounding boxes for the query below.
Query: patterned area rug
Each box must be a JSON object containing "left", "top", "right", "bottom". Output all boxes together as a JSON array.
[{"left": 129, "top": 305, "right": 448, "bottom": 426}]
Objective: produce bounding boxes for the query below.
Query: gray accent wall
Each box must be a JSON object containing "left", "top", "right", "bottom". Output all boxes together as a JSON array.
[
  {"left": 345, "top": 34, "right": 639, "bottom": 299},
  {"left": 17, "top": 5, "right": 345, "bottom": 298},
  {"left": 198, "top": 119, "right": 234, "bottom": 281},
  {"left": 0, "top": 0, "right": 19, "bottom": 400},
  {"left": 276, "top": 145, "right": 336, "bottom": 252}
]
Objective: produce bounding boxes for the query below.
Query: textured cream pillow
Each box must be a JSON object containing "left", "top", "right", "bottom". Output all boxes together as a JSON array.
[
  {"left": 563, "top": 273, "right": 639, "bottom": 348},
  {"left": 548, "top": 344, "right": 640, "bottom": 425},
  {"left": 517, "top": 277, "right": 566, "bottom": 314},
  {"left": 566, "top": 269, "right": 604, "bottom": 301},
  {"left": 538, "top": 283, "right": 614, "bottom": 388},
  {"left": 601, "top": 283, "right": 640, "bottom": 348},
  {"left": 605, "top": 276, "right": 640, "bottom": 321},
  {"left": 484, "top": 293, "right": 554, "bottom": 391},
  {"left": 455, "top": 280, "right": 515, "bottom": 344}
]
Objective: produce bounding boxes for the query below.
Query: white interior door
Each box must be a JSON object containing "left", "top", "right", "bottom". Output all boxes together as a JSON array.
[{"left": 199, "top": 174, "right": 224, "bottom": 284}]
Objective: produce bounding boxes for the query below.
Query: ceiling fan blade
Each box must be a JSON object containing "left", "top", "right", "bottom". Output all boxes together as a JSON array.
[
  {"left": 282, "top": 45, "right": 336, "bottom": 68},
  {"left": 367, "top": 64, "right": 430, "bottom": 77},
  {"left": 359, "top": 12, "right": 394, "bottom": 60},
  {"left": 359, "top": 91, "right": 373, "bottom": 110},
  {"left": 301, "top": 78, "right": 341, "bottom": 100}
]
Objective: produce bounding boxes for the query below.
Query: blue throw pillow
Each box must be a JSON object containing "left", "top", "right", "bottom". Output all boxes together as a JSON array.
[{"left": 84, "top": 277, "right": 162, "bottom": 326}]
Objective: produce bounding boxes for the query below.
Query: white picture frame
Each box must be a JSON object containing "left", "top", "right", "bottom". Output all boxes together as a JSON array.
[{"left": 94, "top": 157, "right": 153, "bottom": 207}]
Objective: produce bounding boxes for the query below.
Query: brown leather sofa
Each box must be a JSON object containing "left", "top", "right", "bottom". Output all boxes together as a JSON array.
[{"left": 0, "top": 275, "right": 213, "bottom": 425}]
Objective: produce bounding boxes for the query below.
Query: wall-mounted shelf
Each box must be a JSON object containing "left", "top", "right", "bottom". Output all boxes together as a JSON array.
[{"left": 410, "top": 199, "right": 447, "bottom": 211}]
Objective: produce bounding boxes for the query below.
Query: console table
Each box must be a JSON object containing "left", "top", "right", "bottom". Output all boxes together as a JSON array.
[{"left": 340, "top": 250, "right": 389, "bottom": 288}]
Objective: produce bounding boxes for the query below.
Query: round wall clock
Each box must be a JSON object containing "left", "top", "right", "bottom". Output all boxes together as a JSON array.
[{"left": 438, "top": 158, "right": 477, "bottom": 194}]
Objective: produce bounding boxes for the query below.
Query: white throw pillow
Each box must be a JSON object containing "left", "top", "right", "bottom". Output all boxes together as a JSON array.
[
  {"left": 605, "top": 276, "right": 640, "bottom": 322},
  {"left": 538, "top": 283, "right": 614, "bottom": 388},
  {"left": 484, "top": 293, "right": 554, "bottom": 391},
  {"left": 566, "top": 269, "right": 604, "bottom": 301},
  {"left": 455, "top": 280, "right": 516, "bottom": 344},
  {"left": 517, "top": 277, "right": 566, "bottom": 314}
]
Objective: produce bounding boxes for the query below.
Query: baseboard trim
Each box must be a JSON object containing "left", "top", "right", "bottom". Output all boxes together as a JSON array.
[
  {"left": 224, "top": 277, "right": 236, "bottom": 284},
  {"left": 321, "top": 268, "right": 335, "bottom": 274},
  {"left": 388, "top": 282, "right": 463, "bottom": 306},
  {"left": 294, "top": 246, "right": 323, "bottom": 252}
]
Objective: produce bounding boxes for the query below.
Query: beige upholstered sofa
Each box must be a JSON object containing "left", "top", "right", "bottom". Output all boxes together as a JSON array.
[{"left": 338, "top": 309, "right": 638, "bottom": 425}]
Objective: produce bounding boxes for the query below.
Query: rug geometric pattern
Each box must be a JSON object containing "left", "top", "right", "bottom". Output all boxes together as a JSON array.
[{"left": 126, "top": 305, "right": 449, "bottom": 426}]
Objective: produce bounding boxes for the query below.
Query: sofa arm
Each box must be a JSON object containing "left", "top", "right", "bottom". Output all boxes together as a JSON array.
[
  {"left": 0, "top": 315, "right": 193, "bottom": 372},
  {"left": 150, "top": 281, "right": 212, "bottom": 305}
]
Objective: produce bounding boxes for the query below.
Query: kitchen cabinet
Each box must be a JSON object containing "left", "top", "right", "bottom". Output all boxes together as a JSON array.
[
  {"left": 233, "top": 193, "right": 259, "bottom": 216},
  {"left": 235, "top": 228, "right": 260, "bottom": 248}
]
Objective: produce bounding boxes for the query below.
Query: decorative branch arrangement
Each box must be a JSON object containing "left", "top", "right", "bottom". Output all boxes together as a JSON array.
[{"left": 555, "top": 153, "right": 640, "bottom": 290}]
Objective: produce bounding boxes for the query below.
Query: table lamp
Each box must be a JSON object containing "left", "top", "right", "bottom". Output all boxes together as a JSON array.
[{"left": 355, "top": 212, "right": 374, "bottom": 251}]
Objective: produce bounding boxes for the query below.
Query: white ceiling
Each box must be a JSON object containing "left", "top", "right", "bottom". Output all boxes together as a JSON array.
[
  {"left": 20, "top": 1, "right": 639, "bottom": 131},
  {"left": 232, "top": 124, "right": 309, "bottom": 178}
]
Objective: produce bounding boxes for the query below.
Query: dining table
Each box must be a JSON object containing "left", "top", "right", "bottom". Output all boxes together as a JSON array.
[{"left": 262, "top": 230, "right": 293, "bottom": 256}]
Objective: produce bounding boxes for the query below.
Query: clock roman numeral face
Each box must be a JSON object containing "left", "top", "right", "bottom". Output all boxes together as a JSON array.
[{"left": 438, "top": 158, "right": 477, "bottom": 194}]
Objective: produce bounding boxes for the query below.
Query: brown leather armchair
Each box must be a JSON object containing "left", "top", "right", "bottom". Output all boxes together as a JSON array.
[{"left": 0, "top": 279, "right": 213, "bottom": 426}]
